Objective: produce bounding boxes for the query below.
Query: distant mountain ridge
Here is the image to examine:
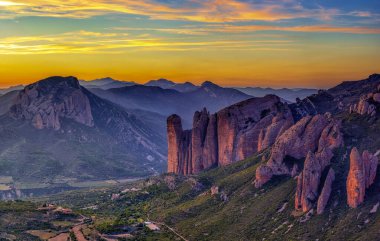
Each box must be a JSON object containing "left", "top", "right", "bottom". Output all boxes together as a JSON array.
[
  {"left": 145, "top": 78, "right": 198, "bottom": 92},
  {"left": 0, "top": 85, "right": 24, "bottom": 95},
  {"left": 79, "top": 77, "right": 136, "bottom": 90},
  {"left": 89, "top": 80, "right": 252, "bottom": 126},
  {"left": 235, "top": 86, "right": 318, "bottom": 102}
]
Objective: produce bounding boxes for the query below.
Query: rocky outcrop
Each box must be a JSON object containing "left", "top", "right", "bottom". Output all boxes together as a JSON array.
[
  {"left": 349, "top": 92, "right": 379, "bottom": 117},
  {"left": 9, "top": 76, "right": 93, "bottom": 130},
  {"left": 191, "top": 108, "right": 218, "bottom": 174},
  {"left": 167, "top": 95, "right": 294, "bottom": 175},
  {"left": 295, "top": 152, "right": 322, "bottom": 212},
  {"left": 218, "top": 95, "right": 293, "bottom": 166},
  {"left": 167, "top": 115, "right": 192, "bottom": 175},
  {"left": 295, "top": 152, "right": 336, "bottom": 214},
  {"left": 317, "top": 168, "right": 335, "bottom": 214},
  {"left": 255, "top": 113, "right": 342, "bottom": 188},
  {"left": 347, "top": 147, "right": 378, "bottom": 208}
]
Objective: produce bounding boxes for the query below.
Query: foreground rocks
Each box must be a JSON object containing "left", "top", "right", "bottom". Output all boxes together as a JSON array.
[
  {"left": 167, "top": 95, "right": 294, "bottom": 175},
  {"left": 347, "top": 147, "right": 378, "bottom": 208}
]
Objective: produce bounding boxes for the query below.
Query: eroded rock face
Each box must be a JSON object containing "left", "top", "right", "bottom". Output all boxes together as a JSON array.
[
  {"left": 217, "top": 95, "right": 293, "bottom": 165},
  {"left": 167, "top": 115, "right": 185, "bottom": 174},
  {"left": 295, "top": 152, "right": 322, "bottom": 212},
  {"left": 316, "top": 168, "right": 335, "bottom": 214},
  {"left": 347, "top": 148, "right": 378, "bottom": 208},
  {"left": 347, "top": 147, "right": 366, "bottom": 208},
  {"left": 10, "top": 76, "right": 93, "bottom": 130},
  {"left": 255, "top": 113, "right": 342, "bottom": 188},
  {"left": 362, "top": 150, "right": 378, "bottom": 188},
  {"left": 191, "top": 108, "right": 218, "bottom": 174},
  {"left": 167, "top": 95, "right": 294, "bottom": 175}
]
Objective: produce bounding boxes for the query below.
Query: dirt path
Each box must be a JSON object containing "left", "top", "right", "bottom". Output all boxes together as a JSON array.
[{"left": 151, "top": 221, "right": 188, "bottom": 241}]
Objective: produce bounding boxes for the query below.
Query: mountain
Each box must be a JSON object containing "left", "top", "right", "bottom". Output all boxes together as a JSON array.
[
  {"left": 79, "top": 77, "right": 136, "bottom": 89},
  {"left": 0, "top": 76, "right": 167, "bottom": 183},
  {"left": 0, "top": 85, "right": 24, "bottom": 95},
  {"left": 145, "top": 78, "right": 176, "bottom": 89},
  {"left": 159, "top": 74, "right": 380, "bottom": 239},
  {"left": 1, "top": 74, "right": 380, "bottom": 241},
  {"left": 145, "top": 78, "right": 198, "bottom": 93},
  {"left": 89, "top": 81, "right": 252, "bottom": 127},
  {"left": 235, "top": 86, "right": 318, "bottom": 102},
  {"left": 171, "top": 82, "right": 198, "bottom": 92}
]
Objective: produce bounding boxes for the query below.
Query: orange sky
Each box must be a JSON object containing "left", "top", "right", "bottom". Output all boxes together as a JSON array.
[{"left": 0, "top": 0, "right": 379, "bottom": 88}]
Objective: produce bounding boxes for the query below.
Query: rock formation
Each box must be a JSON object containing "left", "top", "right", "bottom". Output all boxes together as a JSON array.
[
  {"left": 191, "top": 108, "right": 218, "bottom": 174},
  {"left": 295, "top": 152, "right": 323, "bottom": 212},
  {"left": 347, "top": 147, "right": 378, "bottom": 208},
  {"left": 10, "top": 76, "right": 94, "bottom": 130},
  {"left": 349, "top": 92, "right": 379, "bottom": 117},
  {"left": 167, "top": 115, "right": 192, "bottom": 175},
  {"left": 295, "top": 151, "right": 336, "bottom": 214},
  {"left": 317, "top": 168, "right": 335, "bottom": 214},
  {"left": 167, "top": 95, "right": 294, "bottom": 175},
  {"left": 255, "top": 113, "right": 342, "bottom": 188}
]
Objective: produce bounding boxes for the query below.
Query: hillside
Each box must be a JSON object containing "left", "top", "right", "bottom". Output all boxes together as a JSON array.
[
  {"left": 16, "top": 74, "right": 379, "bottom": 241},
  {"left": 0, "top": 77, "right": 167, "bottom": 186}
]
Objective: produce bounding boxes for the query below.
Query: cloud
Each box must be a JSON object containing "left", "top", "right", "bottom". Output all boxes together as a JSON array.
[
  {"left": 0, "top": 0, "right": 375, "bottom": 23},
  {"left": 0, "top": 30, "right": 296, "bottom": 54}
]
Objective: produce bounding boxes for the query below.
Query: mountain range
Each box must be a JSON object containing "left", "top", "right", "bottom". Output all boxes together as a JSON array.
[
  {"left": 235, "top": 86, "right": 318, "bottom": 102},
  {"left": 89, "top": 80, "right": 251, "bottom": 127},
  {"left": 0, "top": 74, "right": 380, "bottom": 240}
]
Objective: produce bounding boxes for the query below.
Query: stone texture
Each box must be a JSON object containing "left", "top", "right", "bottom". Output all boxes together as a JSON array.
[
  {"left": 295, "top": 152, "right": 322, "bottom": 212},
  {"left": 10, "top": 76, "right": 93, "bottom": 130},
  {"left": 362, "top": 150, "right": 378, "bottom": 188},
  {"left": 167, "top": 114, "right": 185, "bottom": 174},
  {"left": 168, "top": 95, "right": 294, "bottom": 175},
  {"left": 217, "top": 95, "right": 293, "bottom": 166},
  {"left": 347, "top": 148, "right": 378, "bottom": 208},
  {"left": 347, "top": 147, "right": 366, "bottom": 208},
  {"left": 349, "top": 93, "right": 377, "bottom": 116},
  {"left": 255, "top": 113, "right": 342, "bottom": 188},
  {"left": 317, "top": 168, "right": 335, "bottom": 215},
  {"left": 191, "top": 108, "right": 218, "bottom": 173}
]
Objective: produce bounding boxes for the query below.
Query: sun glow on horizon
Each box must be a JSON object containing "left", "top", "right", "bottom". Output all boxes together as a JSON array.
[
  {"left": 0, "top": 0, "right": 379, "bottom": 88},
  {"left": 0, "top": 1, "right": 23, "bottom": 6}
]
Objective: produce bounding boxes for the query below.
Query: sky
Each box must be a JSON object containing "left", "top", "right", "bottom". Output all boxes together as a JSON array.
[{"left": 0, "top": 0, "right": 379, "bottom": 88}]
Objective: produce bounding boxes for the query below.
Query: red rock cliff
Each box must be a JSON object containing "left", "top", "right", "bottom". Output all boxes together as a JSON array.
[
  {"left": 347, "top": 147, "right": 378, "bottom": 208},
  {"left": 167, "top": 95, "right": 293, "bottom": 175}
]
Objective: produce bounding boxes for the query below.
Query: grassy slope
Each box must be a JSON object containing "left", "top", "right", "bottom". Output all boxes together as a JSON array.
[
  {"left": 146, "top": 151, "right": 380, "bottom": 241},
  {"left": 27, "top": 113, "right": 380, "bottom": 241}
]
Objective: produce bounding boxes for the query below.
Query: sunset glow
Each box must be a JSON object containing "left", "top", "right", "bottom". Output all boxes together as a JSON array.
[{"left": 0, "top": 0, "right": 379, "bottom": 88}]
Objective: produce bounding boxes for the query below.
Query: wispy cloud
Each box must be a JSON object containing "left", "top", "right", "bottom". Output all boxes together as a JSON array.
[
  {"left": 0, "top": 0, "right": 375, "bottom": 23},
  {"left": 0, "top": 30, "right": 297, "bottom": 54}
]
